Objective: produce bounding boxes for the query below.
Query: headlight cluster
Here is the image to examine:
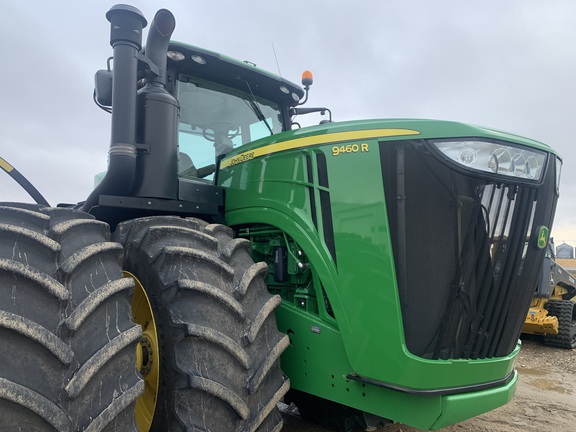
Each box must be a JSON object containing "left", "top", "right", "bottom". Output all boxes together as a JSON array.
[{"left": 430, "top": 139, "right": 547, "bottom": 181}]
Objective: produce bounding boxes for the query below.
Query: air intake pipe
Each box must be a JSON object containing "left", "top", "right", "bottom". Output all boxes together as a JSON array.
[{"left": 82, "top": 5, "right": 147, "bottom": 212}]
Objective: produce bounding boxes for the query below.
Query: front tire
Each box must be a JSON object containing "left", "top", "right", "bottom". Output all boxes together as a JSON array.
[
  {"left": 115, "top": 216, "right": 289, "bottom": 432},
  {"left": 0, "top": 204, "right": 142, "bottom": 431}
]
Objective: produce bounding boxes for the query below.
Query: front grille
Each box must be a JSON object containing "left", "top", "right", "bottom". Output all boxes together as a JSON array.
[{"left": 380, "top": 140, "right": 557, "bottom": 360}]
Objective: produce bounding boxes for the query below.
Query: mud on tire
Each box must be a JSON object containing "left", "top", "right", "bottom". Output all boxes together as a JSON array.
[
  {"left": 115, "top": 216, "right": 289, "bottom": 432},
  {"left": 0, "top": 204, "right": 142, "bottom": 431}
]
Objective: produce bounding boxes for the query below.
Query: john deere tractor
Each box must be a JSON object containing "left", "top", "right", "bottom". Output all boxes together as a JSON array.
[{"left": 0, "top": 5, "right": 561, "bottom": 432}]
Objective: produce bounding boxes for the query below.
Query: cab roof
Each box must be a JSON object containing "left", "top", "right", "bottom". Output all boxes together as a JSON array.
[{"left": 167, "top": 41, "right": 305, "bottom": 106}]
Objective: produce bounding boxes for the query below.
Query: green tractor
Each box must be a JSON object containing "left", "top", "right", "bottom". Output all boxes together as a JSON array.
[{"left": 0, "top": 5, "right": 561, "bottom": 432}]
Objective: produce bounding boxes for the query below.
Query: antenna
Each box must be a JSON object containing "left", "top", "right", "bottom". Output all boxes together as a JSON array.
[{"left": 271, "top": 42, "right": 282, "bottom": 77}]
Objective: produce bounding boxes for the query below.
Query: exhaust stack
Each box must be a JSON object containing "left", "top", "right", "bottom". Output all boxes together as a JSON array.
[
  {"left": 144, "top": 10, "right": 175, "bottom": 86},
  {"left": 131, "top": 9, "right": 179, "bottom": 199}
]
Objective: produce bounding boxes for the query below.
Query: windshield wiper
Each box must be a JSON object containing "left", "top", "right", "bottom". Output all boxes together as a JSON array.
[{"left": 244, "top": 80, "right": 273, "bottom": 135}]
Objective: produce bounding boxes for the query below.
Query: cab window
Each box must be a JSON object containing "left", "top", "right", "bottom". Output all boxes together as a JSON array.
[{"left": 176, "top": 77, "right": 282, "bottom": 181}]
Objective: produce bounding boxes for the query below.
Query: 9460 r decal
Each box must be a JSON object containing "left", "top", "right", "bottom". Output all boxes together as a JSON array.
[{"left": 332, "top": 143, "right": 369, "bottom": 156}]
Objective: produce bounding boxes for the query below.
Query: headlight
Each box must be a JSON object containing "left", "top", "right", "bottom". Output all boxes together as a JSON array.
[{"left": 430, "top": 139, "right": 547, "bottom": 181}]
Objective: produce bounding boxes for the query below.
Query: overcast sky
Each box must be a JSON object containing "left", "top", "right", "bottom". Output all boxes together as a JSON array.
[{"left": 2, "top": 0, "right": 576, "bottom": 244}]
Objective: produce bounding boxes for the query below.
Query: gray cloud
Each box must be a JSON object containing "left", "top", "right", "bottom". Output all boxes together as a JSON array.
[{"left": 2, "top": 0, "right": 575, "bottom": 240}]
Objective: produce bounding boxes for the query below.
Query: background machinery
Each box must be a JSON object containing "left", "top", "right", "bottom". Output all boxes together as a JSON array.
[
  {"left": 522, "top": 240, "right": 576, "bottom": 348},
  {"left": 0, "top": 5, "right": 562, "bottom": 432}
]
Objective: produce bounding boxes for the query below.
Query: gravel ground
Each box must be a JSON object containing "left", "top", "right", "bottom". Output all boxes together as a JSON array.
[{"left": 281, "top": 334, "right": 576, "bottom": 432}]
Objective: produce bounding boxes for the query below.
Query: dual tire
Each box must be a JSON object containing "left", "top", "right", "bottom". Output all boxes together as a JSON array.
[
  {"left": 0, "top": 204, "right": 141, "bottom": 431},
  {"left": 117, "top": 216, "right": 289, "bottom": 432},
  {"left": 0, "top": 205, "right": 287, "bottom": 431}
]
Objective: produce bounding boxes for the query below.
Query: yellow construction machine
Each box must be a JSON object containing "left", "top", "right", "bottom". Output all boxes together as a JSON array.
[{"left": 522, "top": 241, "right": 576, "bottom": 348}]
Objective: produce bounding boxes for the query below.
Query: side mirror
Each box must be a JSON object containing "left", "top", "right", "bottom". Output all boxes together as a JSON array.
[
  {"left": 290, "top": 106, "right": 333, "bottom": 123},
  {"left": 94, "top": 69, "right": 113, "bottom": 107}
]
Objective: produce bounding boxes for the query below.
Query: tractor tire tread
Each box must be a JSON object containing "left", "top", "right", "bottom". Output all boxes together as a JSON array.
[
  {"left": 544, "top": 299, "right": 576, "bottom": 349},
  {"left": 177, "top": 279, "right": 245, "bottom": 319},
  {"left": 184, "top": 323, "right": 250, "bottom": 369},
  {"left": 0, "top": 377, "right": 71, "bottom": 432},
  {"left": 116, "top": 217, "right": 288, "bottom": 432},
  {"left": 0, "top": 204, "right": 142, "bottom": 431},
  {"left": 83, "top": 380, "right": 145, "bottom": 432},
  {"left": 0, "top": 205, "right": 50, "bottom": 232},
  {"left": 245, "top": 295, "right": 282, "bottom": 344},
  {"left": 64, "top": 325, "right": 142, "bottom": 398},
  {"left": 0, "top": 310, "right": 73, "bottom": 364}
]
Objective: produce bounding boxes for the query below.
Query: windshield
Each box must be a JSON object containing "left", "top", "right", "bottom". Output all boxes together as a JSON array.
[{"left": 176, "top": 76, "right": 283, "bottom": 181}]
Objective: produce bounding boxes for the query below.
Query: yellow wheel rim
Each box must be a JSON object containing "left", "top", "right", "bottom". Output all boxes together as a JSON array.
[{"left": 126, "top": 272, "right": 159, "bottom": 432}]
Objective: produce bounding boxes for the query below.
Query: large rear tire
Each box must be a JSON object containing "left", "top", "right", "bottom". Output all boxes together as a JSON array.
[
  {"left": 115, "top": 216, "right": 289, "bottom": 432},
  {"left": 543, "top": 299, "right": 576, "bottom": 349},
  {"left": 0, "top": 204, "right": 142, "bottom": 431}
]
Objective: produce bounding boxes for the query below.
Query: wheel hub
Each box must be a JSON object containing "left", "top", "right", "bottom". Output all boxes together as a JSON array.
[{"left": 138, "top": 336, "right": 154, "bottom": 376}]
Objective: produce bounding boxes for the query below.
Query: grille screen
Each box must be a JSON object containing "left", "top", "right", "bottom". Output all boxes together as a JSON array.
[{"left": 380, "top": 140, "right": 557, "bottom": 360}]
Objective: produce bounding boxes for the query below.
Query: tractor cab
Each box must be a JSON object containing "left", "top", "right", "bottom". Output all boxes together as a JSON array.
[
  {"left": 166, "top": 42, "right": 301, "bottom": 181},
  {"left": 90, "top": 35, "right": 320, "bottom": 227}
]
